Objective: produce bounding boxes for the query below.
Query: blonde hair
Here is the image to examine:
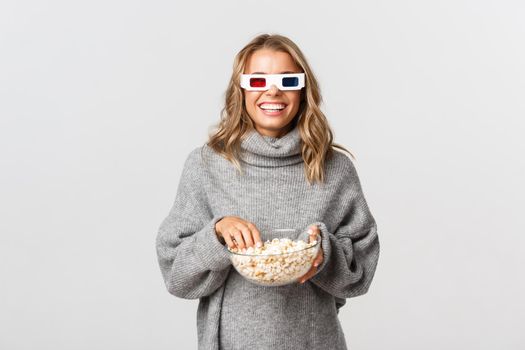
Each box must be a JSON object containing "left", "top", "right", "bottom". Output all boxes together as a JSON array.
[{"left": 206, "top": 33, "right": 355, "bottom": 185}]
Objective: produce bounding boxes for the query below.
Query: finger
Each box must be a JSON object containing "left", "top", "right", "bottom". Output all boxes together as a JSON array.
[
  {"left": 298, "top": 272, "right": 309, "bottom": 284},
  {"left": 308, "top": 231, "right": 319, "bottom": 244},
  {"left": 223, "top": 234, "right": 236, "bottom": 250},
  {"left": 232, "top": 229, "right": 246, "bottom": 250},
  {"left": 299, "top": 267, "right": 316, "bottom": 284},
  {"left": 247, "top": 222, "right": 263, "bottom": 247},
  {"left": 237, "top": 225, "right": 254, "bottom": 248},
  {"left": 309, "top": 224, "right": 320, "bottom": 232},
  {"left": 301, "top": 264, "right": 317, "bottom": 281},
  {"left": 313, "top": 251, "right": 323, "bottom": 267},
  {"left": 308, "top": 225, "right": 320, "bottom": 240}
]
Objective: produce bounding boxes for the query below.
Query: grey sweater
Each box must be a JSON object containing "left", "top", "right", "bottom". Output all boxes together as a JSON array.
[{"left": 156, "top": 125, "right": 380, "bottom": 350}]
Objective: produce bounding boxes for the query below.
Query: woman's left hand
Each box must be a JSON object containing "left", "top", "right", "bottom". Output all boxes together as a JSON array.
[{"left": 299, "top": 224, "right": 324, "bottom": 284}]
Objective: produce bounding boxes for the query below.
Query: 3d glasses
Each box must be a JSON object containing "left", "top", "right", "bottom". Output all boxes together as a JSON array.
[{"left": 240, "top": 73, "right": 305, "bottom": 91}]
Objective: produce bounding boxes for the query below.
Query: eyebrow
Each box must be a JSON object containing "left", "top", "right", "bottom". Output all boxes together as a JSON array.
[{"left": 249, "top": 71, "right": 297, "bottom": 74}]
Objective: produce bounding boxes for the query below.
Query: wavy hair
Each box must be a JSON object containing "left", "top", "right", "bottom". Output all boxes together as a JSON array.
[{"left": 206, "top": 33, "right": 355, "bottom": 185}]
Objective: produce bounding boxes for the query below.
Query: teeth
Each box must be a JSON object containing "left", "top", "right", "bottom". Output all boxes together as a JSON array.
[{"left": 260, "top": 103, "right": 286, "bottom": 110}]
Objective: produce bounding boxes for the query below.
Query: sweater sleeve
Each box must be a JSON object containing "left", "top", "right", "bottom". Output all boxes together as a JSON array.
[
  {"left": 155, "top": 147, "right": 232, "bottom": 299},
  {"left": 308, "top": 159, "right": 380, "bottom": 299}
]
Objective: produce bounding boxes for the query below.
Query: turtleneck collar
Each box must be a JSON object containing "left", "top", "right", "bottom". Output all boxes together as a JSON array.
[{"left": 240, "top": 126, "right": 304, "bottom": 167}]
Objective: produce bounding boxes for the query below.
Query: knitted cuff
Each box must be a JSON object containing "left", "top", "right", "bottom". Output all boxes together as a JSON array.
[{"left": 194, "top": 216, "right": 232, "bottom": 272}]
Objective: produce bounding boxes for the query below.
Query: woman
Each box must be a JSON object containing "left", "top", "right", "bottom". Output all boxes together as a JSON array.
[{"left": 156, "top": 33, "right": 380, "bottom": 350}]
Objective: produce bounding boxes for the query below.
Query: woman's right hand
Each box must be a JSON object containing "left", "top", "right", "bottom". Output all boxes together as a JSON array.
[{"left": 215, "top": 216, "right": 263, "bottom": 251}]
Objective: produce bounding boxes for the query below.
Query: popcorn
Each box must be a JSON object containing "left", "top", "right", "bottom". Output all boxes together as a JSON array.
[{"left": 227, "top": 237, "right": 319, "bottom": 286}]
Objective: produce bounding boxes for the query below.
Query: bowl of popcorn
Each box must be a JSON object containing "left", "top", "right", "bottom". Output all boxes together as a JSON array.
[{"left": 227, "top": 229, "right": 320, "bottom": 287}]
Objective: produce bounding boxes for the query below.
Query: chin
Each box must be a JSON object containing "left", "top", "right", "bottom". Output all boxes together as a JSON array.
[{"left": 259, "top": 120, "right": 289, "bottom": 129}]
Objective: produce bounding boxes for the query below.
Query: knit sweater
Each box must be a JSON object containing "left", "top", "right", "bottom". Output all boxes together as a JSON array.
[{"left": 156, "top": 125, "right": 380, "bottom": 350}]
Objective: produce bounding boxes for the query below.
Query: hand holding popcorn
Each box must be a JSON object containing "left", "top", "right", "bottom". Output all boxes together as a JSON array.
[{"left": 215, "top": 216, "right": 263, "bottom": 251}]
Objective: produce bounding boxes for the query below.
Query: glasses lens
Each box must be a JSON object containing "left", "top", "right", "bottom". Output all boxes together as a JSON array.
[
  {"left": 282, "top": 77, "right": 299, "bottom": 87},
  {"left": 250, "top": 77, "right": 266, "bottom": 88}
]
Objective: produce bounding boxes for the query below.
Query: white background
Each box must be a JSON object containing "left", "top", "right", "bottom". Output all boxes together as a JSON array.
[{"left": 1, "top": 0, "right": 524, "bottom": 349}]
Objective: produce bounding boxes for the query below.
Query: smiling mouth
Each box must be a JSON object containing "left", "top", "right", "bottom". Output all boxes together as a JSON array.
[
  {"left": 258, "top": 102, "right": 287, "bottom": 114},
  {"left": 259, "top": 106, "right": 286, "bottom": 116}
]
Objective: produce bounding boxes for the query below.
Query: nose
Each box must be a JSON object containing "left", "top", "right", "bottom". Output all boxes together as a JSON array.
[{"left": 265, "top": 84, "right": 281, "bottom": 95}]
